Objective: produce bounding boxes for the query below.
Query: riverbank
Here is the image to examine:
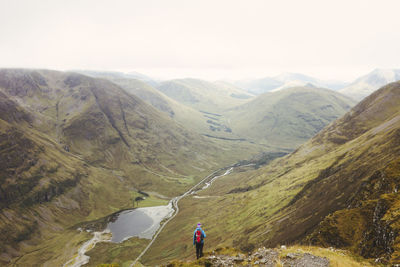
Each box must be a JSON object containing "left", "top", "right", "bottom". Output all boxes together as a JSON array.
[{"left": 63, "top": 230, "right": 112, "bottom": 267}]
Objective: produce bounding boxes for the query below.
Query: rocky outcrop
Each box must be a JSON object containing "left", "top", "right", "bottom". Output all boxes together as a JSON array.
[
  {"left": 165, "top": 247, "right": 329, "bottom": 267},
  {"left": 0, "top": 91, "right": 32, "bottom": 124},
  {"left": 306, "top": 158, "right": 400, "bottom": 264},
  {"left": 359, "top": 199, "right": 397, "bottom": 260}
]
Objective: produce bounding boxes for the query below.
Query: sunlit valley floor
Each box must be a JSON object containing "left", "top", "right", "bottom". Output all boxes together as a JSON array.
[{"left": 1, "top": 69, "right": 400, "bottom": 266}]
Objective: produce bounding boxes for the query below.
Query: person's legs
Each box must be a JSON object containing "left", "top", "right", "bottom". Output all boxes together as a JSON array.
[
  {"left": 199, "top": 242, "right": 204, "bottom": 258},
  {"left": 195, "top": 243, "right": 201, "bottom": 259}
]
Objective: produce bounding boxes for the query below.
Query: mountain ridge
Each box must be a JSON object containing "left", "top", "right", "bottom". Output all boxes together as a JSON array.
[{"left": 225, "top": 86, "right": 356, "bottom": 148}]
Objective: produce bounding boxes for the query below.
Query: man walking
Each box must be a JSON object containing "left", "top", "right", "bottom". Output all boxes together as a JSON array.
[{"left": 193, "top": 223, "right": 206, "bottom": 259}]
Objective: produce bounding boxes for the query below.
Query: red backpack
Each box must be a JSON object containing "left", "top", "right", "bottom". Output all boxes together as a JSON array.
[{"left": 195, "top": 230, "right": 203, "bottom": 243}]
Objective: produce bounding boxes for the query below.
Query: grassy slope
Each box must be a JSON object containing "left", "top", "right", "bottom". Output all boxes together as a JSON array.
[
  {"left": 0, "top": 69, "right": 264, "bottom": 266},
  {"left": 78, "top": 72, "right": 259, "bottom": 146},
  {"left": 140, "top": 82, "right": 400, "bottom": 265},
  {"left": 225, "top": 86, "right": 356, "bottom": 148}
]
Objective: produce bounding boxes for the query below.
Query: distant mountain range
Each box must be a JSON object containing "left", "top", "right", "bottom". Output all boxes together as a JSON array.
[
  {"left": 234, "top": 72, "right": 349, "bottom": 95},
  {"left": 156, "top": 78, "right": 254, "bottom": 113},
  {"left": 80, "top": 68, "right": 400, "bottom": 103},
  {"left": 234, "top": 69, "right": 400, "bottom": 101},
  {"left": 225, "top": 86, "right": 356, "bottom": 149},
  {"left": 339, "top": 68, "right": 400, "bottom": 100},
  {"left": 77, "top": 71, "right": 251, "bottom": 140},
  {"left": 78, "top": 71, "right": 356, "bottom": 150}
]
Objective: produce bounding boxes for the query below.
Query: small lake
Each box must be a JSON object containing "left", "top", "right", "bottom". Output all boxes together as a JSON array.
[{"left": 107, "top": 203, "right": 174, "bottom": 243}]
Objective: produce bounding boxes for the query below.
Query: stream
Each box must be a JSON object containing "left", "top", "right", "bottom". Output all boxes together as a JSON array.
[{"left": 64, "top": 166, "right": 234, "bottom": 267}]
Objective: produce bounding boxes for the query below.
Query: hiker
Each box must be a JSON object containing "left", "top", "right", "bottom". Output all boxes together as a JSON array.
[{"left": 193, "top": 223, "right": 206, "bottom": 259}]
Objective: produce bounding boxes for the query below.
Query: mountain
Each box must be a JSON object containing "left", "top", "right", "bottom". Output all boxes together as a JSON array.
[
  {"left": 340, "top": 68, "right": 400, "bottom": 101},
  {"left": 235, "top": 72, "right": 349, "bottom": 95},
  {"left": 0, "top": 69, "right": 261, "bottom": 266},
  {"left": 274, "top": 72, "right": 320, "bottom": 84},
  {"left": 270, "top": 81, "right": 317, "bottom": 92},
  {"left": 0, "top": 69, "right": 221, "bottom": 176},
  {"left": 78, "top": 71, "right": 250, "bottom": 140},
  {"left": 142, "top": 81, "right": 400, "bottom": 265},
  {"left": 125, "top": 71, "right": 159, "bottom": 87},
  {"left": 156, "top": 78, "right": 254, "bottom": 113},
  {"left": 225, "top": 86, "right": 356, "bottom": 149},
  {"left": 235, "top": 77, "right": 284, "bottom": 95}
]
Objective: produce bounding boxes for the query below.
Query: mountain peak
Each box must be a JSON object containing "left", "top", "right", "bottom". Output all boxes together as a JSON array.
[
  {"left": 273, "top": 72, "right": 317, "bottom": 83},
  {"left": 340, "top": 68, "right": 400, "bottom": 100}
]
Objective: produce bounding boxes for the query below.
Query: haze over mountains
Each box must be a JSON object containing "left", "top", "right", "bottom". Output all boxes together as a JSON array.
[
  {"left": 339, "top": 68, "right": 400, "bottom": 100},
  {"left": 234, "top": 72, "right": 349, "bottom": 95},
  {"left": 1, "top": 67, "right": 400, "bottom": 266},
  {"left": 78, "top": 70, "right": 356, "bottom": 149},
  {"left": 231, "top": 69, "right": 400, "bottom": 102}
]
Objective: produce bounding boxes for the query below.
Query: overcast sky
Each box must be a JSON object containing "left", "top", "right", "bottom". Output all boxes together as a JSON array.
[{"left": 0, "top": 0, "right": 399, "bottom": 81}]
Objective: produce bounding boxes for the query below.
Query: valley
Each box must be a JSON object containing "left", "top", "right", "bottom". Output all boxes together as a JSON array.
[
  {"left": 0, "top": 68, "right": 399, "bottom": 267},
  {"left": 0, "top": 69, "right": 262, "bottom": 266}
]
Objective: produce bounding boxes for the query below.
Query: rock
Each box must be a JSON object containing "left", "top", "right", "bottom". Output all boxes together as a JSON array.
[
  {"left": 282, "top": 252, "right": 329, "bottom": 267},
  {"left": 202, "top": 247, "right": 328, "bottom": 267},
  {"left": 286, "top": 252, "right": 300, "bottom": 259}
]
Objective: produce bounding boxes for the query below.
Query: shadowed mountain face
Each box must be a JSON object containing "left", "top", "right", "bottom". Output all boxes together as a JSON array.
[
  {"left": 225, "top": 86, "right": 356, "bottom": 149},
  {"left": 77, "top": 71, "right": 221, "bottom": 137}
]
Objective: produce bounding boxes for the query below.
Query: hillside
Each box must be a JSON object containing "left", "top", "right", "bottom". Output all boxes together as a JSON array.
[
  {"left": 225, "top": 86, "right": 356, "bottom": 149},
  {"left": 78, "top": 71, "right": 242, "bottom": 139},
  {"left": 0, "top": 69, "right": 227, "bottom": 178},
  {"left": 0, "top": 69, "right": 262, "bottom": 266},
  {"left": 340, "top": 68, "right": 400, "bottom": 100},
  {"left": 140, "top": 81, "right": 400, "bottom": 265},
  {"left": 156, "top": 78, "right": 254, "bottom": 113},
  {"left": 79, "top": 71, "right": 207, "bottom": 128}
]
